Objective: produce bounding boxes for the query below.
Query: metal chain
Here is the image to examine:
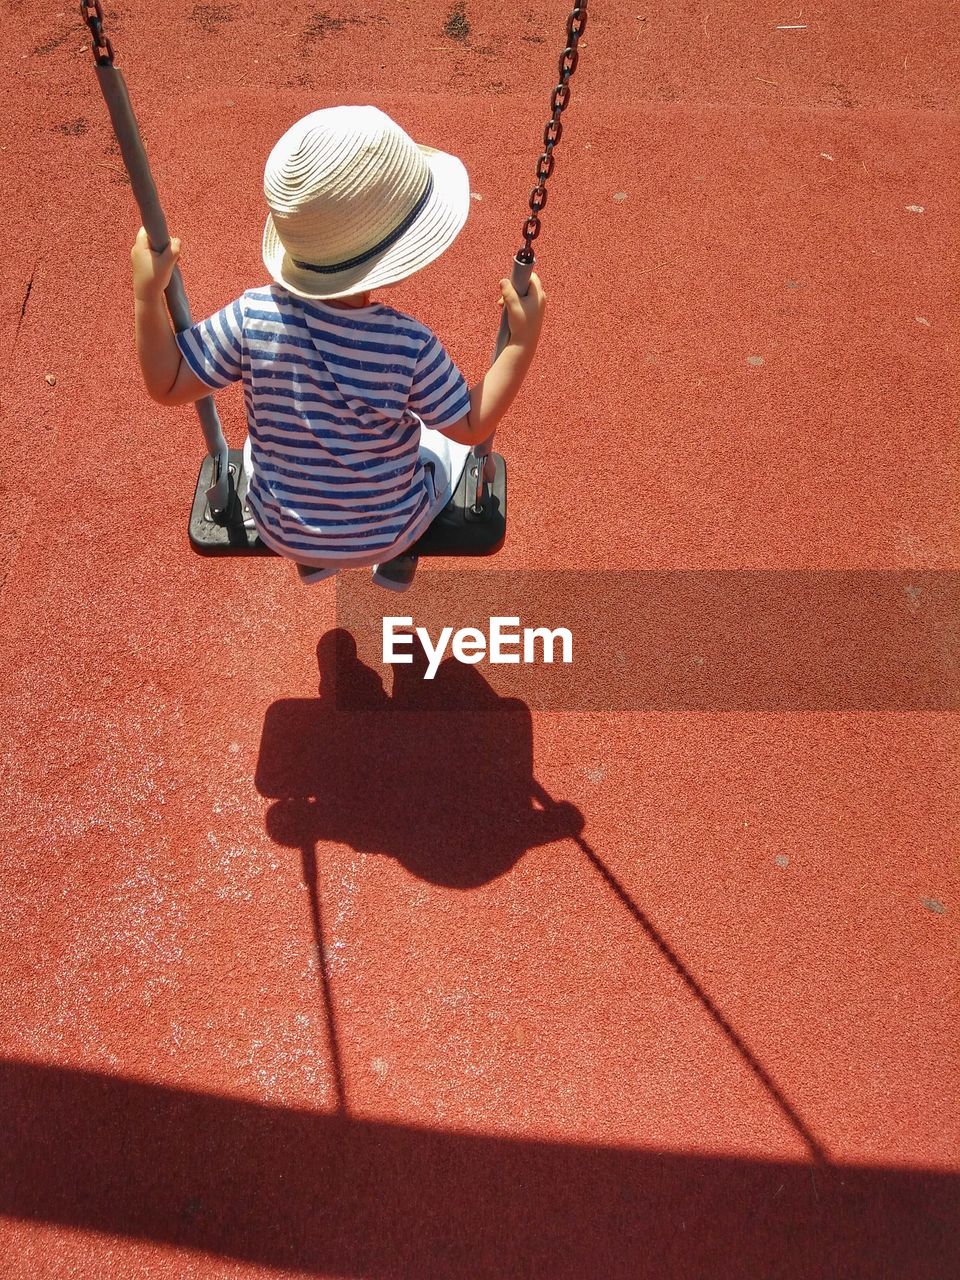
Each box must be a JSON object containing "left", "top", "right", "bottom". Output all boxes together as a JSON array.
[
  {"left": 80, "top": 0, "right": 115, "bottom": 66},
  {"left": 518, "top": 1, "right": 588, "bottom": 262},
  {"left": 81, "top": 0, "right": 585, "bottom": 250}
]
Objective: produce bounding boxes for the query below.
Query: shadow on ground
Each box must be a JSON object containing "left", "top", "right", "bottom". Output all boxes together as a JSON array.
[
  {"left": 10, "top": 634, "right": 950, "bottom": 1274},
  {"left": 254, "top": 629, "right": 845, "bottom": 1172},
  {"left": 255, "top": 628, "right": 585, "bottom": 888},
  {"left": 253, "top": 628, "right": 588, "bottom": 1111},
  {"left": 256, "top": 630, "right": 834, "bottom": 1159},
  {"left": 2, "top": 1056, "right": 958, "bottom": 1278}
]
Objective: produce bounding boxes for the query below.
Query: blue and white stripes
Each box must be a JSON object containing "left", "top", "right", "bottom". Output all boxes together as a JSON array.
[{"left": 176, "top": 285, "right": 471, "bottom": 559}]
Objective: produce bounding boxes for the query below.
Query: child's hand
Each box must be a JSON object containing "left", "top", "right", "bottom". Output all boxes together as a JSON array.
[
  {"left": 499, "top": 272, "right": 546, "bottom": 349},
  {"left": 131, "top": 226, "right": 180, "bottom": 302}
]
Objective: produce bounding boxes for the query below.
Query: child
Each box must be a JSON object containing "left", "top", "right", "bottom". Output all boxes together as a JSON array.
[{"left": 132, "top": 105, "right": 546, "bottom": 591}]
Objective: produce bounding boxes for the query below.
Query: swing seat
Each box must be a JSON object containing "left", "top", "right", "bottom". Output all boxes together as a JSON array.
[
  {"left": 188, "top": 451, "right": 272, "bottom": 555},
  {"left": 411, "top": 451, "right": 507, "bottom": 558},
  {"left": 188, "top": 449, "right": 506, "bottom": 558}
]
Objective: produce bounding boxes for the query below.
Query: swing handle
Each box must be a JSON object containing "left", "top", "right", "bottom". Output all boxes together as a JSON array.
[
  {"left": 492, "top": 252, "right": 536, "bottom": 366},
  {"left": 472, "top": 252, "right": 534, "bottom": 511}
]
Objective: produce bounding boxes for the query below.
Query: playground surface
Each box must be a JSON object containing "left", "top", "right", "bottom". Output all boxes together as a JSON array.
[{"left": 2, "top": 1, "right": 959, "bottom": 1276}]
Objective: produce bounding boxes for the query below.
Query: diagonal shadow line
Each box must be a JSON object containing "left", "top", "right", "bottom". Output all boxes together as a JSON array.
[
  {"left": 301, "top": 840, "right": 348, "bottom": 1113},
  {"left": 294, "top": 755, "right": 824, "bottom": 1155},
  {"left": 530, "top": 783, "right": 829, "bottom": 1164}
]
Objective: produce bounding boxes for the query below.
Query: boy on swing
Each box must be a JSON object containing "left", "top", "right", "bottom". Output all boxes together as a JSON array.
[{"left": 131, "top": 105, "right": 546, "bottom": 591}]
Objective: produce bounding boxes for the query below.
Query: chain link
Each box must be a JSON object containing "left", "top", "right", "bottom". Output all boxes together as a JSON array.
[
  {"left": 519, "top": 1, "right": 587, "bottom": 261},
  {"left": 80, "top": 0, "right": 115, "bottom": 66},
  {"left": 80, "top": 0, "right": 584, "bottom": 243}
]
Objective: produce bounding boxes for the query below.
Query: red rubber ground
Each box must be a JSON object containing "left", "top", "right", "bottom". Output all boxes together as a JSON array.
[{"left": 2, "top": 2, "right": 959, "bottom": 1276}]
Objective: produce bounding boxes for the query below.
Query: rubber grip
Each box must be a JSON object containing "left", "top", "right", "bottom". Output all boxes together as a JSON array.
[{"left": 492, "top": 255, "right": 535, "bottom": 365}]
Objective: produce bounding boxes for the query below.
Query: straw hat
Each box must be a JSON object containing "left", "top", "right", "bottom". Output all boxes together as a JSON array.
[{"left": 262, "top": 106, "right": 470, "bottom": 300}]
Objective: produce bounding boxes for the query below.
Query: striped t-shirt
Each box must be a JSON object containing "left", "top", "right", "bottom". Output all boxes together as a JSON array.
[{"left": 176, "top": 284, "right": 472, "bottom": 561}]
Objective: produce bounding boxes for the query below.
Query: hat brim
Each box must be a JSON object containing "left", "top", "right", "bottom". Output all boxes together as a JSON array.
[{"left": 262, "top": 145, "right": 470, "bottom": 301}]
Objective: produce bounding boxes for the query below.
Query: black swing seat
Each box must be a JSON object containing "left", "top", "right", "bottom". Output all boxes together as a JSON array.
[{"left": 188, "top": 448, "right": 507, "bottom": 558}]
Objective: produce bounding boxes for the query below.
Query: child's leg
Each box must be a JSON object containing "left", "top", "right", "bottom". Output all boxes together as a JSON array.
[
  {"left": 297, "top": 563, "right": 339, "bottom": 584},
  {"left": 369, "top": 460, "right": 443, "bottom": 593},
  {"left": 371, "top": 555, "right": 418, "bottom": 592}
]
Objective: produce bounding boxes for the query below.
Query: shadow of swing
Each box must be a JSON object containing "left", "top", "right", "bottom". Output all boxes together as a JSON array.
[
  {"left": 255, "top": 628, "right": 587, "bottom": 1111},
  {"left": 257, "top": 631, "right": 828, "bottom": 1162},
  {"left": 254, "top": 628, "right": 586, "bottom": 890},
  {"left": 3, "top": 634, "right": 958, "bottom": 1274}
]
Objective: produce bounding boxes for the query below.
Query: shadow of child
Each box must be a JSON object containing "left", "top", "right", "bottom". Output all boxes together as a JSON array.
[{"left": 256, "top": 628, "right": 583, "bottom": 889}]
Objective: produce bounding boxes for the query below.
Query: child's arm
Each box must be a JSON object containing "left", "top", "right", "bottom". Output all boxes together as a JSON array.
[
  {"left": 440, "top": 273, "right": 546, "bottom": 447},
  {"left": 131, "top": 227, "right": 211, "bottom": 406}
]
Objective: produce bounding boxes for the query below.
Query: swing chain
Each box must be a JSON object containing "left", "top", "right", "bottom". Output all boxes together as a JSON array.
[
  {"left": 519, "top": 0, "right": 588, "bottom": 262},
  {"left": 80, "top": 0, "right": 115, "bottom": 66}
]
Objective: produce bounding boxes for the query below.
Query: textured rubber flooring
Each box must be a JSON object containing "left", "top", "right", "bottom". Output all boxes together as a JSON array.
[{"left": 1, "top": 1, "right": 958, "bottom": 1276}]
